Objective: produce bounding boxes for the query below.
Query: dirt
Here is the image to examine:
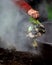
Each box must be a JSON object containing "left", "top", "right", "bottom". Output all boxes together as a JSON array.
[
  {"left": 0, "top": 43, "right": 52, "bottom": 65},
  {"left": 0, "top": 48, "right": 45, "bottom": 65}
]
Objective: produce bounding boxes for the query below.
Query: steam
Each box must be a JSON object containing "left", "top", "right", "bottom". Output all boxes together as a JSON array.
[{"left": 0, "top": 0, "right": 41, "bottom": 55}]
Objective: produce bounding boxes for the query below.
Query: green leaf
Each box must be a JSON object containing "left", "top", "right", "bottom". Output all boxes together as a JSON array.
[{"left": 29, "top": 17, "right": 41, "bottom": 25}]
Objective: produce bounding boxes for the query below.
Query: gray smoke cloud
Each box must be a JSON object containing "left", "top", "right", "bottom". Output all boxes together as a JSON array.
[{"left": 0, "top": 0, "right": 42, "bottom": 55}]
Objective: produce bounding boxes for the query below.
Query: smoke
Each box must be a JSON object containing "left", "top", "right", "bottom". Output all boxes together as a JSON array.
[{"left": 0, "top": 0, "right": 42, "bottom": 55}]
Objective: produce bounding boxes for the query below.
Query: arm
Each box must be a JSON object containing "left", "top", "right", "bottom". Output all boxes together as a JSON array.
[
  {"left": 13, "top": 0, "right": 39, "bottom": 18},
  {"left": 13, "top": 0, "right": 31, "bottom": 12}
]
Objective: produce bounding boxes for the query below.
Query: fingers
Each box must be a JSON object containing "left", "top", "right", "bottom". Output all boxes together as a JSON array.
[
  {"left": 32, "top": 11, "right": 39, "bottom": 18},
  {"left": 28, "top": 9, "right": 39, "bottom": 19}
]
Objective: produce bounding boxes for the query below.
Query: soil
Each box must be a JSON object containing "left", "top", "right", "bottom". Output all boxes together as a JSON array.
[
  {"left": 0, "top": 43, "right": 52, "bottom": 65},
  {"left": 0, "top": 48, "right": 45, "bottom": 65}
]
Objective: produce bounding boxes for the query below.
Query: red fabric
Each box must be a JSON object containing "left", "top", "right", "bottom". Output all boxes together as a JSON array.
[{"left": 13, "top": 0, "right": 32, "bottom": 12}]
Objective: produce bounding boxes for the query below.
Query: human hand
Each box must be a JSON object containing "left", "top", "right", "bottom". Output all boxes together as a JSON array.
[{"left": 28, "top": 8, "right": 39, "bottom": 19}]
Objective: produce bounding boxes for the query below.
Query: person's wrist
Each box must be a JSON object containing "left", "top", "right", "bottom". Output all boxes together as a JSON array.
[{"left": 27, "top": 8, "right": 33, "bottom": 16}]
